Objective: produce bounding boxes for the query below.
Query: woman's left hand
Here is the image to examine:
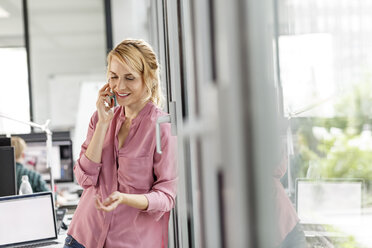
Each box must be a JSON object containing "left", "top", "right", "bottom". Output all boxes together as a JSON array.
[{"left": 95, "top": 191, "right": 125, "bottom": 212}]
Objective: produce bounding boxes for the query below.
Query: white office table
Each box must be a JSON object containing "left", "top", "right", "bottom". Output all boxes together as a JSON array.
[{"left": 40, "top": 212, "right": 72, "bottom": 247}]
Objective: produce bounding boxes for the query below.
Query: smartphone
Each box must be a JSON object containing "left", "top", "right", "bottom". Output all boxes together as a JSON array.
[
  {"left": 109, "top": 88, "right": 117, "bottom": 107},
  {"left": 104, "top": 88, "right": 116, "bottom": 108}
]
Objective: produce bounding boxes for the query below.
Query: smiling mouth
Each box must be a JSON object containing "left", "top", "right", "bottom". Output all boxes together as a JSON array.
[{"left": 116, "top": 92, "right": 130, "bottom": 98}]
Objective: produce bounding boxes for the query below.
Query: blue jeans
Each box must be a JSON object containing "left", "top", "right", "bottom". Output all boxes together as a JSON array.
[
  {"left": 63, "top": 235, "right": 85, "bottom": 248},
  {"left": 278, "top": 223, "right": 307, "bottom": 248}
]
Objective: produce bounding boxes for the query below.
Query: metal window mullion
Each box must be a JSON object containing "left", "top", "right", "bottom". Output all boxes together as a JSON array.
[
  {"left": 22, "top": 0, "right": 33, "bottom": 125},
  {"left": 104, "top": 0, "right": 113, "bottom": 54}
]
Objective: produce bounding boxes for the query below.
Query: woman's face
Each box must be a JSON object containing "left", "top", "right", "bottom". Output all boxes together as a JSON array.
[{"left": 108, "top": 56, "right": 147, "bottom": 109}]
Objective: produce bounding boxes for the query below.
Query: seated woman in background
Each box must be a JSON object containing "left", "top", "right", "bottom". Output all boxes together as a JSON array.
[{"left": 11, "top": 136, "right": 50, "bottom": 193}]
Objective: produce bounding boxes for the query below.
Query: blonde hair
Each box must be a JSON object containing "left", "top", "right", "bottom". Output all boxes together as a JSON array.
[
  {"left": 107, "top": 39, "right": 164, "bottom": 108},
  {"left": 11, "top": 136, "right": 27, "bottom": 160}
]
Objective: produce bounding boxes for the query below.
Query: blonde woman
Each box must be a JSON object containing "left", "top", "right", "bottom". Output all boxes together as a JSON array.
[{"left": 65, "top": 39, "right": 177, "bottom": 248}]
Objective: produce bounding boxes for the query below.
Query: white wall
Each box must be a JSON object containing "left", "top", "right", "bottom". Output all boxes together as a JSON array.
[{"left": 111, "top": 0, "right": 151, "bottom": 46}]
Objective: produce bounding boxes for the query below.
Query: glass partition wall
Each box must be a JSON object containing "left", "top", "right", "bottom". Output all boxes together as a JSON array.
[
  {"left": 277, "top": 0, "right": 372, "bottom": 247},
  {"left": 27, "top": 0, "right": 106, "bottom": 131}
]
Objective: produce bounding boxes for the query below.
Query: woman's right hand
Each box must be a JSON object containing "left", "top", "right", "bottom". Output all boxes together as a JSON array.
[{"left": 96, "top": 82, "right": 115, "bottom": 125}]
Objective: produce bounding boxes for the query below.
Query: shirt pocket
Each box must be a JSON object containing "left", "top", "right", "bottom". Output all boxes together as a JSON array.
[{"left": 117, "top": 156, "right": 153, "bottom": 190}]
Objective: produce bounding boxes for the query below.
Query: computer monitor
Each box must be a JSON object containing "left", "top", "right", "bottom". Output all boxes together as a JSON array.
[
  {"left": 296, "top": 178, "right": 363, "bottom": 225},
  {"left": 0, "top": 137, "right": 11, "bottom": 147},
  {"left": 16, "top": 132, "right": 74, "bottom": 183},
  {"left": 0, "top": 146, "right": 17, "bottom": 196}
]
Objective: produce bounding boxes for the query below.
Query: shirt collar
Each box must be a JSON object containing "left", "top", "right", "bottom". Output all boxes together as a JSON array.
[{"left": 119, "top": 101, "right": 155, "bottom": 124}]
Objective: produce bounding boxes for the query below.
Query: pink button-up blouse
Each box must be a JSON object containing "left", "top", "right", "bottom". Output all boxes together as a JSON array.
[
  {"left": 67, "top": 102, "right": 177, "bottom": 248},
  {"left": 273, "top": 155, "right": 299, "bottom": 246}
]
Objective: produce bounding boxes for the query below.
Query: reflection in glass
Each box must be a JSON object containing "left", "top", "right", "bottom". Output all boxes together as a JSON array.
[{"left": 277, "top": 0, "right": 372, "bottom": 247}]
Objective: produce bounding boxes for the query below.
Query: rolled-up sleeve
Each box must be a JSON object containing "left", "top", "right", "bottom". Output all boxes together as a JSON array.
[
  {"left": 143, "top": 122, "right": 177, "bottom": 221},
  {"left": 74, "top": 111, "right": 102, "bottom": 189}
]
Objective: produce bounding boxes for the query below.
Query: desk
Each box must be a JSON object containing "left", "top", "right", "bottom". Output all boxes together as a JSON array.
[
  {"left": 46, "top": 185, "right": 80, "bottom": 247},
  {"left": 41, "top": 213, "right": 74, "bottom": 247}
]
